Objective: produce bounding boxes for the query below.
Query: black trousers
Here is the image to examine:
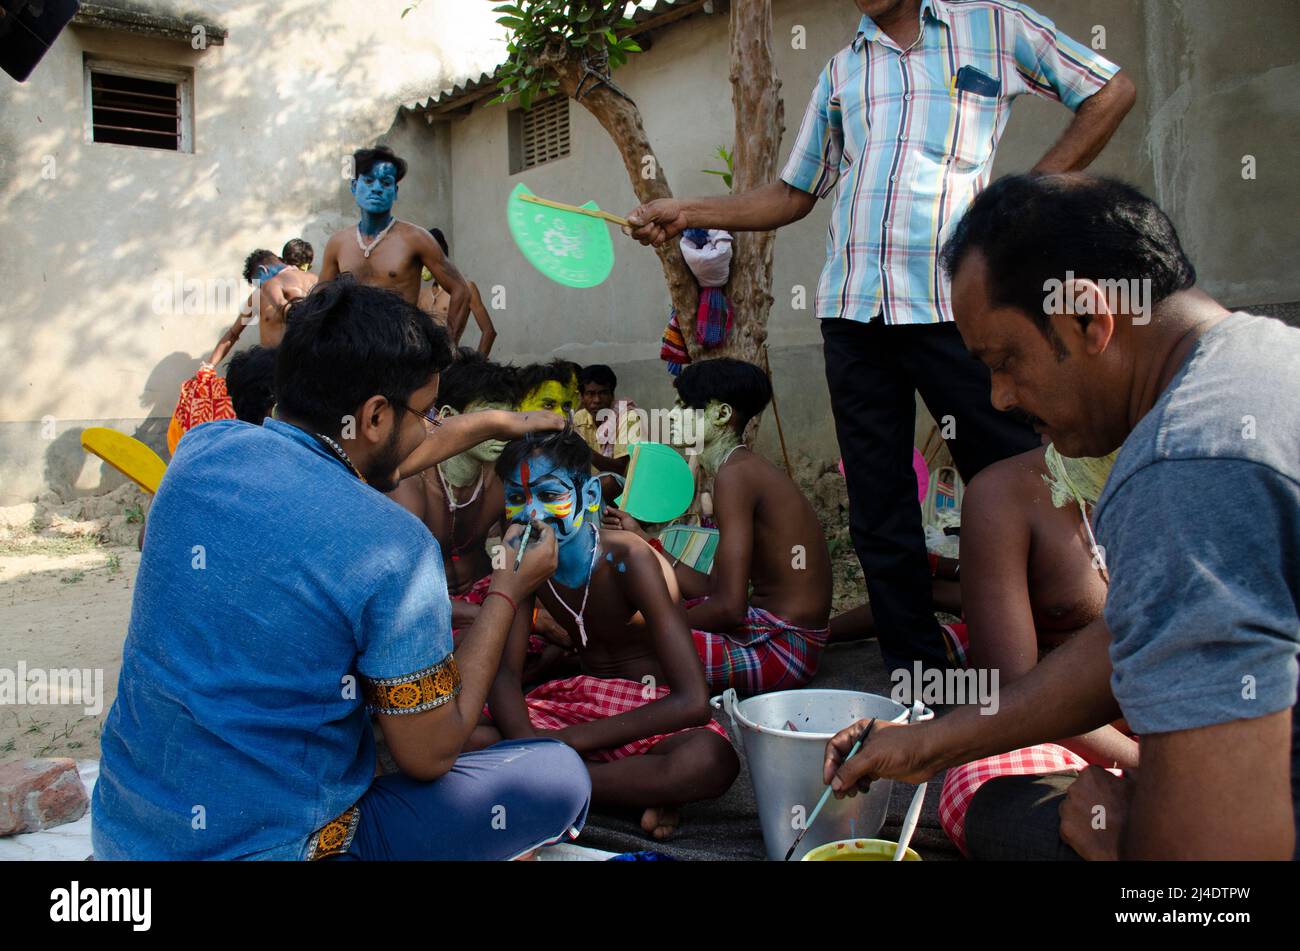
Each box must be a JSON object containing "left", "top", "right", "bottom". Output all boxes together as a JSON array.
[
  {"left": 965, "top": 772, "right": 1084, "bottom": 861},
  {"left": 821, "top": 317, "right": 1039, "bottom": 672}
]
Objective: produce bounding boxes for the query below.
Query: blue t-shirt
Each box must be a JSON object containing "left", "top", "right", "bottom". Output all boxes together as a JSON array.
[
  {"left": 1094, "top": 313, "right": 1300, "bottom": 850},
  {"left": 91, "top": 418, "right": 454, "bottom": 860}
]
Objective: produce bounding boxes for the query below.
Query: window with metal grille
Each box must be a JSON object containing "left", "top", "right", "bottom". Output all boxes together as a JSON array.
[
  {"left": 84, "top": 59, "right": 193, "bottom": 152},
  {"left": 508, "top": 96, "right": 571, "bottom": 174}
]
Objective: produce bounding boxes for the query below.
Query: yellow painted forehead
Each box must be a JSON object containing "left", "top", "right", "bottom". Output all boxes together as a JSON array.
[{"left": 519, "top": 379, "right": 579, "bottom": 416}]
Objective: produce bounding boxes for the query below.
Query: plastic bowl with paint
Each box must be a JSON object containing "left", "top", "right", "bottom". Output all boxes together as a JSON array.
[{"left": 801, "top": 838, "right": 922, "bottom": 862}]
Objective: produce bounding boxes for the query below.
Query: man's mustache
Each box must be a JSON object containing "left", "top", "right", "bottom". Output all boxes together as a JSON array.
[{"left": 1009, "top": 408, "right": 1047, "bottom": 428}]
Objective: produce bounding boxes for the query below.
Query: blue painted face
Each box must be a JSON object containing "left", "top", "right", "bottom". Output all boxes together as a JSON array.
[
  {"left": 351, "top": 160, "right": 399, "bottom": 217},
  {"left": 254, "top": 263, "right": 286, "bottom": 285},
  {"left": 503, "top": 453, "right": 601, "bottom": 548}
]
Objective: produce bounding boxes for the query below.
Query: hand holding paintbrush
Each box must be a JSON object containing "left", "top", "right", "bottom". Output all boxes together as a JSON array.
[{"left": 492, "top": 519, "right": 556, "bottom": 602}]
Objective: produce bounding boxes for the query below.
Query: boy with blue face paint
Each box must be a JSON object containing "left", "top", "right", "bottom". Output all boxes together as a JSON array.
[
  {"left": 320, "top": 145, "right": 470, "bottom": 319},
  {"left": 206, "top": 249, "right": 317, "bottom": 360},
  {"left": 480, "top": 430, "right": 739, "bottom": 840}
]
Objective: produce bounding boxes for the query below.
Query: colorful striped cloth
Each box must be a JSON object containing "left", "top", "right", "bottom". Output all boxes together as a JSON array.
[
  {"left": 496, "top": 674, "right": 731, "bottom": 763},
  {"left": 688, "top": 600, "right": 830, "bottom": 694},
  {"left": 659, "top": 308, "right": 691, "bottom": 375}
]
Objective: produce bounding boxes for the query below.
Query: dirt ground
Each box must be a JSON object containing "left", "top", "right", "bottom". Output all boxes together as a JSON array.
[{"left": 0, "top": 483, "right": 146, "bottom": 761}]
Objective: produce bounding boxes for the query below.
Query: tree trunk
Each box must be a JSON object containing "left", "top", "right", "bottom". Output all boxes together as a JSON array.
[
  {"left": 551, "top": 60, "right": 699, "bottom": 346},
  {"left": 722, "top": 0, "right": 784, "bottom": 365}
]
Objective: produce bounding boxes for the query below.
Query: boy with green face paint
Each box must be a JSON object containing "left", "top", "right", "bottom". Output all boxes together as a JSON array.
[
  {"left": 387, "top": 351, "right": 517, "bottom": 635},
  {"left": 479, "top": 430, "right": 739, "bottom": 840},
  {"left": 610, "top": 358, "right": 833, "bottom": 694}
]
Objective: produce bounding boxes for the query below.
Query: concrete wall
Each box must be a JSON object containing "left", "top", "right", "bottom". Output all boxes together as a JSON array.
[
  {"left": 0, "top": 0, "right": 501, "bottom": 504},
  {"left": 443, "top": 0, "right": 1300, "bottom": 464}
]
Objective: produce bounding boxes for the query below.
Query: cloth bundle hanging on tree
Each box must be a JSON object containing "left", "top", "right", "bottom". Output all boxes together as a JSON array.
[
  {"left": 660, "top": 229, "right": 734, "bottom": 375},
  {"left": 680, "top": 228, "right": 733, "bottom": 348}
]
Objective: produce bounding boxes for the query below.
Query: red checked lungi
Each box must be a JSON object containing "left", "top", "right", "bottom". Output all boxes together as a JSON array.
[
  {"left": 688, "top": 601, "right": 829, "bottom": 695},
  {"left": 501, "top": 674, "right": 731, "bottom": 763}
]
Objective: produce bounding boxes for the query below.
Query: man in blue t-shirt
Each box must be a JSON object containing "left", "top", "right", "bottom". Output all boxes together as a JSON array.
[
  {"left": 822, "top": 174, "right": 1299, "bottom": 860},
  {"left": 92, "top": 276, "right": 590, "bottom": 860}
]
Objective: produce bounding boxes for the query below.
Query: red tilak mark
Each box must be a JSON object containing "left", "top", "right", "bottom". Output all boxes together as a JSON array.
[{"left": 521, "top": 459, "right": 532, "bottom": 506}]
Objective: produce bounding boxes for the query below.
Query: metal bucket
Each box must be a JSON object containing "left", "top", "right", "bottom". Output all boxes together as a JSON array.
[{"left": 710, "top": 688, "right": 932, "bottom": 861}]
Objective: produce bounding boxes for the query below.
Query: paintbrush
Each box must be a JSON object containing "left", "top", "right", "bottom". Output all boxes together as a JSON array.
[
  {"left": 783, "top": 716, "right": 878, "bottom": 862},
  {"left": 512, "top": 520, "right": 534, "bottom": 572}
]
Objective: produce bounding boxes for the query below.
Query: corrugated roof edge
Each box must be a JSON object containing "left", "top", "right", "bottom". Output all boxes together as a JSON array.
[{"left": 400, "top": 0, "right": 720, "bottom": 118}]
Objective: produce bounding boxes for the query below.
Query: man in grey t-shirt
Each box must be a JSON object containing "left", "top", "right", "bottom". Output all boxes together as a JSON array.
[{"left": 821, "top": 174, "right": 1298, "bottom": 860}]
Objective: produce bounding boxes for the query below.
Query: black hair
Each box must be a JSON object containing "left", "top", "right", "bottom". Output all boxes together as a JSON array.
[
  {"left": 519, "top": 359, "right": 580, "bottom": 397},
  {"left": 495, "top": 428, "right": 593, "bottom": 486},
  {"left": 353, "top": 145, "right": 408, "bottom": 183},
  {"left": 242, "top": 249, "right": 281, "bottom": 283},
  {"left": 280, "top": 238, "right": 314, "bottom": 268},
  {"left": 274, "top": 275, "right": 452, "bottom": 435},
  {"left": 674, "top": 357, "right": 772, "bottom": 433},
  {"left": 225, "top": 346, "right": 278, "bottom": 424},
  {"left": 579, "top": 364, "right": 617, "bottom": 391},
  {"left": 428, "top": 227, "right": 449, "bottom": 257},
  {"left": 940, "top": 174, "right": 1197, "bottom": 342},
  {"left": 437, "top": 348, "right": 520, "bottom": 413}
]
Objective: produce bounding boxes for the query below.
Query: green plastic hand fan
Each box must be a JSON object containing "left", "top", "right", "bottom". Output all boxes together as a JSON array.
[{"left": 506, "top": 183, "right": 623, "bottom": 288}]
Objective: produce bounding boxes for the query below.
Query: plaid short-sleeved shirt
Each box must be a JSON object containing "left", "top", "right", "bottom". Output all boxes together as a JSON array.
[{"left": 781, "top": 0, "right": 1120, "bottom": 326}]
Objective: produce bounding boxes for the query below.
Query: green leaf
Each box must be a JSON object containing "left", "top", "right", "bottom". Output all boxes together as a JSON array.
[
  {"left": 619, "top": 38, "right": 642, "bottom": 52},
  {"left": 497, "top": 16, "right": 525, "bottom": 28}
]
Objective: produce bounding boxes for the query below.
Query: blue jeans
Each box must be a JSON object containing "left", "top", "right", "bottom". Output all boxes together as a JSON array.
[{"left": 331, "top": 739, "right": 591, "bottom": 861}]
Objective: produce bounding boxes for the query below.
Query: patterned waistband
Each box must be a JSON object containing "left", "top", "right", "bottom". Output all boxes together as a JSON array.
[
  {"left": 305, "top": 804, "right": 361, "bottom": 861},
  {"left": 745, "top": 604, "right": 831, "bottom": 643},
  {"left": 362, "top": 654, "right": 461, "bottom": 716}
]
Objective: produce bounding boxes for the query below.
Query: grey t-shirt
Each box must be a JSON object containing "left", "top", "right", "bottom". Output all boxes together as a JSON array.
[{"left": 1094, "top": 312, "right": 1300, "bottom": 851}]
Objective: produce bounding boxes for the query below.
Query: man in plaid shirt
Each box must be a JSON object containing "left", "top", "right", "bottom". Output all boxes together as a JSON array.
[{"left": 629, "top": 0, "right": 1134, "bottom": 675}]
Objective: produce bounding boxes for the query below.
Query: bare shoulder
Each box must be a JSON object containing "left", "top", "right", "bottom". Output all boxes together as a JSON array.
[{"left": 964, "top": 446, "right": 1048, "bottom": 514}]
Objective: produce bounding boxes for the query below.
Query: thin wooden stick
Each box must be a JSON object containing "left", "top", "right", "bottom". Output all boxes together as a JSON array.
[
  {"left": 761, "top": 343, "right": 793, "bottom": 477},
  {"left": 518, "top": 193, "right": 630, "bottom": 227}
]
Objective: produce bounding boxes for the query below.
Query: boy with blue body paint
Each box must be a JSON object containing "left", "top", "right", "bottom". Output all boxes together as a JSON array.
[
  {"left": 478, "top": 430, "right": 739, "bottom": 840},
  {"left": 319, "top": 146, "right": 470, "bottom": 317}
]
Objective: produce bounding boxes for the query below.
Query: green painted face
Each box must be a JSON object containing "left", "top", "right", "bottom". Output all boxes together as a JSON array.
[
  {"left": 519, "top": 379, "right": 579, "bottom": 417},
  {"left": 464, "top": 400, "right": 514, "bottom": 464}
]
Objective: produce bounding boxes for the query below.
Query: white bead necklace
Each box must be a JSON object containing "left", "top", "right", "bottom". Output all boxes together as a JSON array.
[
  {"left": 356, "top": 218, "right": 398, "bottom": 258},
  {"left": 546, "top": 526, "right": 602, "bottom": 648}
]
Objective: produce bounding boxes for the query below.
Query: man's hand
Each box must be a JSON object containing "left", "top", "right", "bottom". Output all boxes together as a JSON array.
[
  {"left": 626, "top": 199, "right": 688, "bottom": 247},
  {"left": 602, "top": 506, "right": 649, "bottom": 540},
  {"left": 823, "top": 719, "right": 943, "bottom": 796},
  {"left": 1059, "top": 765, "right": 1132, "bottom": 861},
  {"left": 501, "top": 411, "right": 566, "bottom": 439},
  {"left": 493, "top": 520, "right": 558, "bottom": 602}
]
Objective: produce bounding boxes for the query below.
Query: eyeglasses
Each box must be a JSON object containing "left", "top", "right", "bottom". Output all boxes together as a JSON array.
[{"left": 395, "top": 400, "right": 442, "bottom": 428}]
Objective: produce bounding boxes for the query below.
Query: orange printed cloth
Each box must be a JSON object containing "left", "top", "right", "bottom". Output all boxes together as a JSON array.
[{"left": 167, "top": 366, "right": 235, "bottom": 455}]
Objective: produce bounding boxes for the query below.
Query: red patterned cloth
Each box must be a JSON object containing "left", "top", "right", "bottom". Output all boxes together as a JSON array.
[
  {"left": 167, "top": 366, "right": 235, "bottom": 455},
  {"left": 688, "top": 600, "right": 829, "bottom": 694},
  {"left": 940, "top": 621, "right": 968, "bottom": 668},
  {"left": 500, "top": 674, "right": 731, "bottom": 763},
  {"left": 939, "top": 745, "right": 1123, "bottom": 855}
]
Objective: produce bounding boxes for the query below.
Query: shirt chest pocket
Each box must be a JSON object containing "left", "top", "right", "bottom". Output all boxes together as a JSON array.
[{"left": 926, "top": 65, "right": 1002, "bottom": 170}]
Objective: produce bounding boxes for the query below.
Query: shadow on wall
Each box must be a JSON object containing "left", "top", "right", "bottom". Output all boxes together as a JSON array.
[
  {"left": 0, "top": 0, "right": 381, "bottom": 482},
  {"left": 40, "top": 350, "right": 197, "bottom": 500}
]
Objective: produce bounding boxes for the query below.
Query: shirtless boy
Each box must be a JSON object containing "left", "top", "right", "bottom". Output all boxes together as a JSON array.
[
  {"left": 936, "top": 443, "right": 1138, "bottom": 855},
  {"left": 611, "top": 358, "right": 832, "bottom": 695},
  {"left": 480, "top": 430, "right": 739, "bottom": 839},
  {"left": 208, "top": 249, "right": 316, "bottom": 359},
  {"left": 387, "top": 351, "right": 514, "bottom": 637},
  {"left": 418, "top": 227, "right": 497, "bottom": 355},
  {"left": 320, "top": 146, "right": 470, "bottom": 321}
]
